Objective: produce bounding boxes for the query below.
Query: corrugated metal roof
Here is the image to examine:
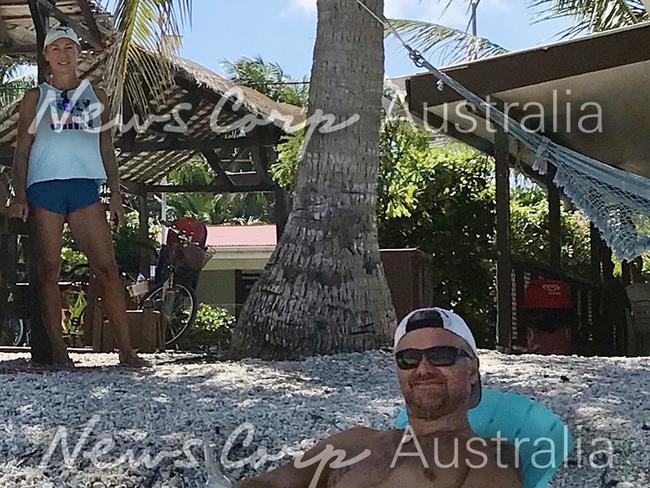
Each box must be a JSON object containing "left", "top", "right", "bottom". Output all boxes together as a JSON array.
[{"left": 205, "top": 224, "right": 277, "bottom": 248}]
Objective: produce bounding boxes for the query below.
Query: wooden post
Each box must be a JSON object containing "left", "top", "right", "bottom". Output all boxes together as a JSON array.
[
  {"left": 138, "top": 193, "right": 150, "bottom": 278},
  {"left": 27, "top": 0, "right": 53, "bottom": 364},
  {"left": 28, "top": 0, "right": 50, "bottom": 84},
  {"left": 274, "top": 187, "right": 289, "bottom": 240},
  {"left": 495, "top": 126, "right": 512, "bottom": 352},
  {"left": 547, "top": 164, "right": 562, "bottom": 270},
  {"left": 589, "top": 223, "right": 602, "bottom": 284}
]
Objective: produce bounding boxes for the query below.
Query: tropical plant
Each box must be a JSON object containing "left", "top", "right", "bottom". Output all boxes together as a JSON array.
[
  {"left": 230, "top": 0, "right": 396, "bottom": 359},
  {"left": 61, "top": 211, "right": 159, "bottom": 276},
  {"left": 386, "top": 18, "right": 507, "bottom": 63},
  {"left": 222, "top": 56, "right": 309, "bottom": 107},
  {"left": 528, "top": 0, "right": 648, "bottom": 36},
  {"left": 103, "top": 0, "right": 192, "bottom": 114},
  {"left": 273, "top": 112, "right": 596, "bottom": 345},
  {"left": 0, "top": 64, "right": 35, "bottom": 109},
  {"left": 164, "top": 156, "right": 274, "bottom": 224},
  {"left": 387, "top": 0, "right": 648, "bottom": 64},
  {"left": 176, "top": 303, "right": 235, "bottom": 351}
]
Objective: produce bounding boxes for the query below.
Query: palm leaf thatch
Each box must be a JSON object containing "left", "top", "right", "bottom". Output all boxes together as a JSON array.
[
  {"left": 103, "top": 0, "right": 192, "bottom": 117},
  {"left": 527, "top": 0, "right": 648, "bottom": 36},
  {"left": 386, "top": 18, "right": 508, "bottom": 64}
]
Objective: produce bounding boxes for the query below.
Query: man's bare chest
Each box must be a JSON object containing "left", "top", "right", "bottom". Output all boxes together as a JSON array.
[{"left": 326, "top": 455, "right": 472, "bottom": 488}]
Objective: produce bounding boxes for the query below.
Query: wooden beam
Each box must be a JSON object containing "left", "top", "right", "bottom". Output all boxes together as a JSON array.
[
  {"left": 26, "top": 0, "right": 53, "bottom": 364},
  {"left": 116, "top": 134, "right": 279, "bottom": 154},
  {"left": 33, "top": 0, "right": 102, "bottom": 49},
  {"left": 137, "top": 193, "right": 150, "bottom": 277},
  {"left": 27, "top": 0, "right": 49, "bottom": 83},
  {"left": 407, "top": 22, "right": 650, "bottom": 108},
  {"left": 25, "top": 223, "right": 52, "bottom": 363},
  {"left": 141, "top": 177, "right": 276, "bottom": 194},
  {"left": 202, "top": 149, "right": 235, "bottom": 190},
  {"left": 249, "top": 137, "right": 274, "bottom": 185},
  {"left": 75, "top": 0, "right": 102, "bottom": 46},
  {"left": 548, "top": 164, "right": 562, "bottom": 270},
  {"left": 274, "top": 187, "right": 289, "bottom": 239},
  {"left": 495, "top": 126, "right": 512, "bottom": 352},
  {"left": 589, "top": 223, "right": 603, "bottom": 284}
]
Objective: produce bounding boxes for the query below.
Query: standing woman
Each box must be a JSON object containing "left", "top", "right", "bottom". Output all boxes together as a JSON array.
[{"left": 7, "top": 26, "right": 144, "bottom": 367}]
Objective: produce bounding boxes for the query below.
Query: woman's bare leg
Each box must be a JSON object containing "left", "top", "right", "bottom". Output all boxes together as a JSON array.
[
  {"left": 67, "top": 203, "right": 144, "bottom": 366},
  {"left": 30, "top": 206, "right": 70, "bottom": 365}
]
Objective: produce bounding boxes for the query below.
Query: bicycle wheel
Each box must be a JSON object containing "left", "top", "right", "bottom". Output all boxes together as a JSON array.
[
  {"left": 0, "top": 318, "right": 25, "bottom": 346},
  {"left": 141, "top": 283, "right": 197, "bottom": 347}
]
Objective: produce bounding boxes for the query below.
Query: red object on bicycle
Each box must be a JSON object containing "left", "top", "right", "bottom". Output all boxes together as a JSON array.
[{"left": 167, "top": 217, "right": 208, "bottom": 247}]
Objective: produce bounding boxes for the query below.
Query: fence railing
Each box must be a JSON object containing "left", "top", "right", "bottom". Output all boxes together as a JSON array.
[{"left": 511, "top": 257, "right": 602, "bottom": 355}]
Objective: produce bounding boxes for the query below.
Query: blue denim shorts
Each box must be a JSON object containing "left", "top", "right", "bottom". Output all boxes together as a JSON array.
[{"left": 26, "top": 179, "right": 101, "bottom": 216}]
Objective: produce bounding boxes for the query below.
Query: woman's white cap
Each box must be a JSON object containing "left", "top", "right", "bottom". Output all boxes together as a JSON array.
[{"left": 44, "top": 26, "right": 80, "bottom": 48}]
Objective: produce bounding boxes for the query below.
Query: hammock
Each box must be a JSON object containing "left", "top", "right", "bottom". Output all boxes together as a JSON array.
[{"left": 357, "top": 0, "right": 650, "bottom": 261}]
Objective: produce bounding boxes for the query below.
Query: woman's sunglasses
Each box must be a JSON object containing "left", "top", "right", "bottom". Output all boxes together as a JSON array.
[
  {"left": 61, "top": 90, "right": 73, "bottom": 111},
  {"left": 395, "top": 346, "right": 475, "bottom": 370}
]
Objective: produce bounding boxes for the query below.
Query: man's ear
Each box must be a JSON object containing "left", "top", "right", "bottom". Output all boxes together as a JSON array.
[{"left": 468, "top": 357, "right": 480, "bottom": 383}]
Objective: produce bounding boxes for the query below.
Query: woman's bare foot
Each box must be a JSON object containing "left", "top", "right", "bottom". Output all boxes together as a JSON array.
[{"left": 119, "top": 350, "right": 147, "bottom": 368}]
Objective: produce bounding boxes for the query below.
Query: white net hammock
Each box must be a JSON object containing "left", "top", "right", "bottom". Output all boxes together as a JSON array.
[{"left": 368, "top": 4, "right": 650, "bottom": 261}]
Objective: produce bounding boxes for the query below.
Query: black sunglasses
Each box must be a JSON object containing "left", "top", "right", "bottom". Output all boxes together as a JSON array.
[
  {"left": 61, "top": 90, "right": 73, "bottom": 111},
  {"left": 395, "top": 346, "right": 474, "bottom": 370}
]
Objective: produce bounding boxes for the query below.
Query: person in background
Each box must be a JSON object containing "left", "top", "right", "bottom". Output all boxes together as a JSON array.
[{"left": 6, "top": 26, "right": 144, "bottom": 367}]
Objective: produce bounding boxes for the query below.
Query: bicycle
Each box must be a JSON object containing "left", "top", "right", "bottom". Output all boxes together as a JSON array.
[
  {"left": 138, "top": 221, "right": 202, "bottom": 347},
  {"left": 0, "top": 284, "right": 28, "bottom": 347},
  {"left": 60, "top": 263, "right": 92, "bottom": 346}
]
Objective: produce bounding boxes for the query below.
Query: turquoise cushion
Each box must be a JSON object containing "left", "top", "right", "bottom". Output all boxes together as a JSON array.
[{"left": 395, "top": 389, "right": 574, "bottom": 488}]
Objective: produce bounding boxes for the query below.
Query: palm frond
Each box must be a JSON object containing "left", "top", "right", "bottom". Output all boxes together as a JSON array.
[
  {"left": 103, "top": 0, "right": 192, "bottom": 117},
  {"left": 386, "top": 18, "right": 508, "bottom": 64},
  {"left": 222, "top": 56, "right": 309, "bottom": 107},
  {"left": 0, "top": 62, "right": 35, "bottom": 109},
  {"left": 527, "top": 0, "right": 648, "bottom": 36}
]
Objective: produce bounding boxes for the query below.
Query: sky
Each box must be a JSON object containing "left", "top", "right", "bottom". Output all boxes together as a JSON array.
[{"left": 179, "top": 0, "right": 574, "bottom": 80}]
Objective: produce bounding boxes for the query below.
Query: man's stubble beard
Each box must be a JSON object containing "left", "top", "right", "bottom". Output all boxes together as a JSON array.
[{"left": 403, "top": 382, "right": 458, "bottom": 421}]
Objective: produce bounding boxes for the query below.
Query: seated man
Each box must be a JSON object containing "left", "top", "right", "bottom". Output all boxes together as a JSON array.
[{"left": 236, "top": 308, "right": 521, "bottom": 488}]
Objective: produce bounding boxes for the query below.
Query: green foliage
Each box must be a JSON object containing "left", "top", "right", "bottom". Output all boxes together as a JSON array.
[
  {"left": 177, "top": 304, "right": 235, "bottom": 350},
  {"left": 271, "top": 115, "right": 595, "bottom": 346},
  {"left": 0, "top": 63, "right": 35, "bottom": 109},
  {"left": 60, "top": 212, "right": 158, "bottom": 276},
  {"left": 223, "top": 56, "right": 309, "bottom": 107},
  {"left": 389, "top": 1, "right": 647, "bottom": 68},
  {"left": 112, "top": 212, "right": 159, "bottom": 275},
  {"left": 271, "top": 132, "right": 303, "bottom": 191},
  {"left": 510, "top": 184, "right": 591, "bottom": 278},
  {"left": 378, "top": 136, "right": 497, "bottom": 346},
  {"left": 61, "top": 230, "right": 88, "bottom": 276},
  {"left": 165, "top": 157, "right": 274, "bottom": 225}
]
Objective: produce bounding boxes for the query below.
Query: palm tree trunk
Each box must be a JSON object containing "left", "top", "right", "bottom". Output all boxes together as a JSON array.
[{"left": 230, "top": 0, "right": 395, "bottom": 359}]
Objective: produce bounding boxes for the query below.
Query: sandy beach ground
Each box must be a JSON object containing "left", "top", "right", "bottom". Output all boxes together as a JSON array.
[{"left": 0, "top": 350, "right": 647, "bottom": 487}]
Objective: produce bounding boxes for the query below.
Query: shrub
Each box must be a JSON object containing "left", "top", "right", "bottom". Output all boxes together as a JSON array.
[{"left": 177, "top": 304, "right": 235, "bottom": 351}]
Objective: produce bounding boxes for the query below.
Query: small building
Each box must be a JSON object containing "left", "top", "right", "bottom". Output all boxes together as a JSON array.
[
  {"left": 196, "top": 225, "right": 434, "bottom": 320},
  {"left": 196, "top": 224, "right": 276, "bottom": 315}
]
